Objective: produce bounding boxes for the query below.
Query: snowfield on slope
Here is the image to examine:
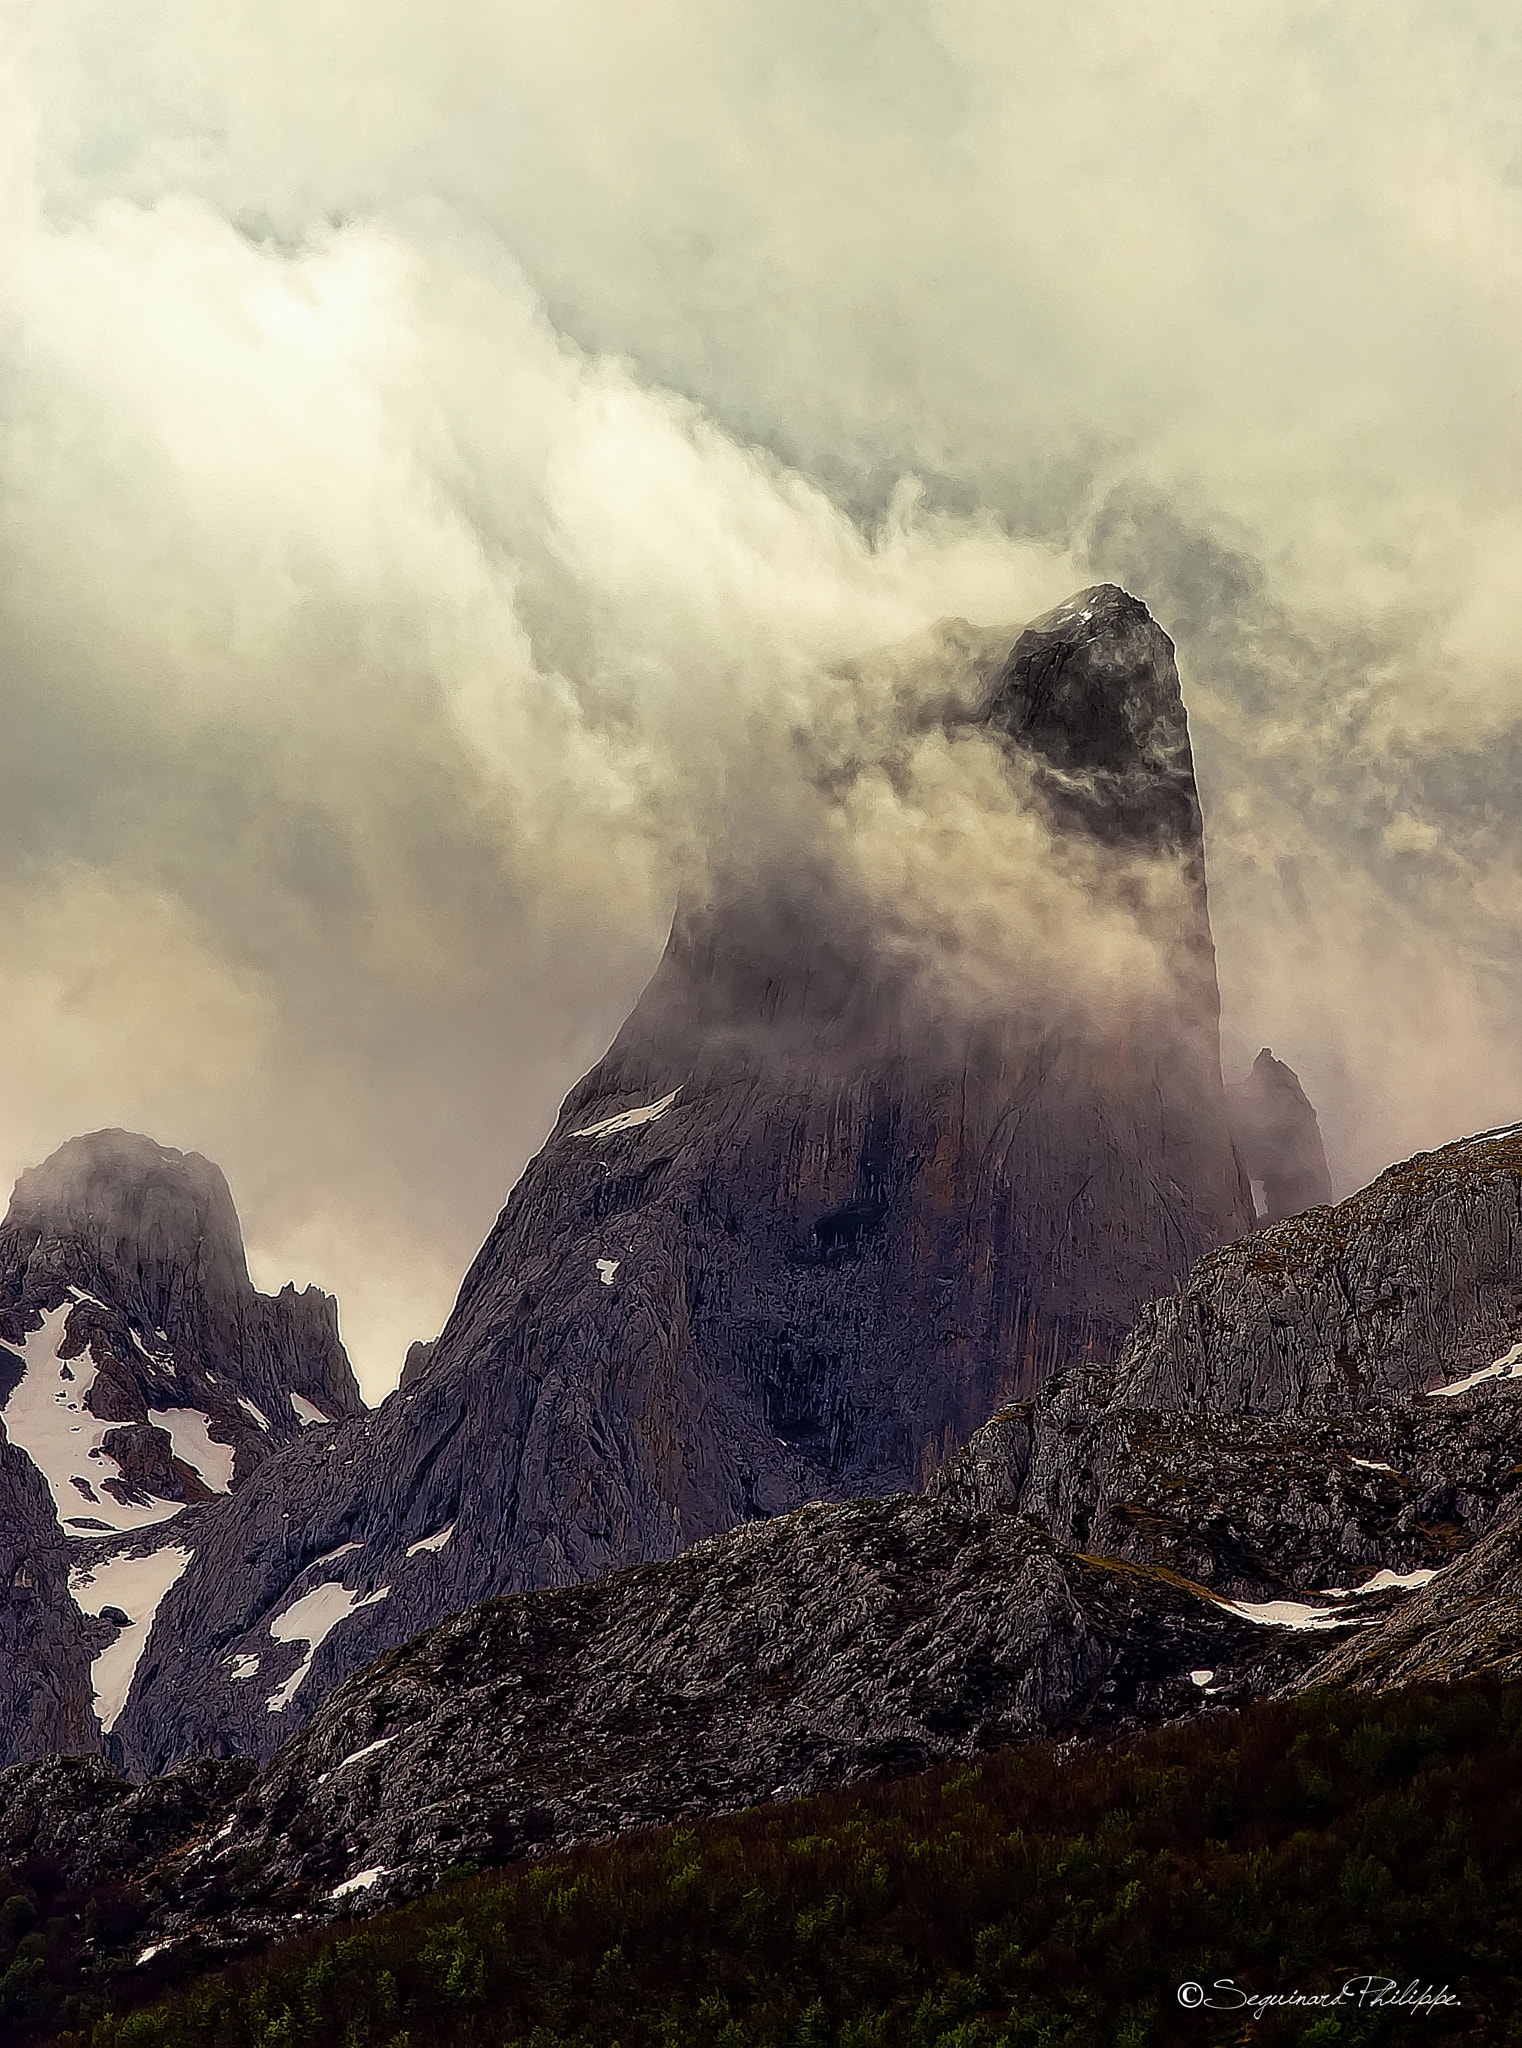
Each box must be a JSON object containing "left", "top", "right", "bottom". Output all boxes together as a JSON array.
[
  {"left": 572, "top": 1089, "right": 681, "bottom": 1139},
  {"left": 69, "top": 1545, "right": 194, "bottom": 1732},
  {"left": 1427, "top": 1340, "right": 1522, "bottom": 1399},
  {"left": 0, "top": 1304, "right": 209, "bottom": 1536},
  {"left": 266, "top": 1581, "right": 390, "bottom": 1713}
]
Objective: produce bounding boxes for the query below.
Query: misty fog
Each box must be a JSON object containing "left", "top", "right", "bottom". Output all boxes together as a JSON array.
[{"left": 3, "top": 2, "right": 1521, "bottom": 1393}]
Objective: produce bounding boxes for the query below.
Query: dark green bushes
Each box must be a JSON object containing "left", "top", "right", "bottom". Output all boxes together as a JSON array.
[{"left": 8, "top": 1680, "right": 1522, "bottom": 2048}]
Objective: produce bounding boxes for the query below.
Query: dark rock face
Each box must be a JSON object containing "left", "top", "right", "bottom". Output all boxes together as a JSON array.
[
  {"left": 0, "top": 1132, "right": 362, "bottom": 1768},
  {"left": 105, "top": 584, "right": 1255, "bottom": 1776},
  {"left": 0, "top": 1438, "right": 100, "bottom": 1764},
  {"left": 1227, "top": 1048, "right": 1333, "bottom": 1223}
]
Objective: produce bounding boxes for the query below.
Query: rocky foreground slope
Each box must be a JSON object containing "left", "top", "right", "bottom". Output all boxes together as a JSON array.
[{"left": 3, "top": 1122, "right": 1521, "bottom": 1968}]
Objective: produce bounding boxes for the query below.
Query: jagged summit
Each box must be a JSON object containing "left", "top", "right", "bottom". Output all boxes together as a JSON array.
[
  {"left": 0, "top": 1128, "right": 359, "bottom": 1438},
  {"left": 981, "top": 584, "right": 1202, "bottom": 852},
  {"left": 0, "top": 1131, "right": 363, "bottom": 1763},
  {"left": 614, "top": 584, "right": 1208, "bottom": 1080}
]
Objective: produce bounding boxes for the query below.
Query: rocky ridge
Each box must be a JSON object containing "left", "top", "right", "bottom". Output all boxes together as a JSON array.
[{"left": 4, "top": 1120, "right": 1522, "bottom": 1969}]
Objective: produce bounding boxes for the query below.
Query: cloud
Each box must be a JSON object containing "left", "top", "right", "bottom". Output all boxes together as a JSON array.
[{"left": 2, "top": 4, "right": 1522, "bottom": 1385}]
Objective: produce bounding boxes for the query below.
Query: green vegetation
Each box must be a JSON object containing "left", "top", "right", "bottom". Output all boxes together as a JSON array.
[{"left": 5, "top": 1682, "right": 1522, "bottom": 2046}]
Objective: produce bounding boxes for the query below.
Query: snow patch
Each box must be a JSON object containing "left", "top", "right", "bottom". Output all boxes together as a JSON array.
[
  {"left": 69, "top": 1546, "right": 193, "bottom": 1732},
  {"left": 238, "top": 1395, "right": 272, "bottom": 1431},
  {"left": 153, "top": 1408, "right": 236, "bottom": 1493},
  {"left": 572, "top": 1088, "right": 680, "bottom": 1139},
  {"left": 130, "top": 1329, "right": 172, "bottom": 1371},
  {"left": 1220, "top": 1595, "right": 1346, "bottom": 1632},
  {"left": 1356, "top": 1566, "right": 1440, "bottom": 1592},
  {"left": 1189, "top": 1669, "right": 1215, "bottom": 1687},
  {"left": 136, "top": 1941, "right": 169, "bottom": 1965},
  {"left": 1322, "top": 1565, "right": 1442, "bottom": 1598},
  {"left": 1427, "top": 1341, "right": 1522, "bottom": 1400},
  {"left": 407, "top": 1523, "right": 454, "bottom": 1558},
  {"left": 312, "top": 1541, "right": 361, "bottom": 1566},
  {"left": 227, "top": 1653, "right": 260, "bottom": 1680},
  {"left": 1350, "top": 1456, "right": 1397, "bottom": 1474},
  {"left": 290, "top": 1391, "right": 330, "bottom": 1426},
  {"left": 319, "top": 1733, "right": 399, "bottom": 1783},
  {"left": 329, "top": 1866, "right": 388, "bottom": 1899},
  {"left": 266, "top": 1580, "right": 389, "bottom": 1712},
  {"left": 595, "top": 1257, "right": 620, "bottom": 1286},
  {"left": 1, "top": 1306, "right": 186, "bottom": 1537}
]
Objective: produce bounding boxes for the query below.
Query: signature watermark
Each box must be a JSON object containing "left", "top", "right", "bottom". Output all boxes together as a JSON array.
[{"left": 1177, "top": 1977, "right": 1461, "bottom": 2020}]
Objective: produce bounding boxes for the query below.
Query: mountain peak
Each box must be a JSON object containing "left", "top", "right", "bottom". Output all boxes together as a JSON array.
[
  {"left": 982, "top": 581, "right": 1200, "bottom": 853},
  {"left": 87, "top": 587, "right": 1258, "bottom": 1777},
  {"left": 3, "top": 1130, "right": 252, "bottom": 1321}
]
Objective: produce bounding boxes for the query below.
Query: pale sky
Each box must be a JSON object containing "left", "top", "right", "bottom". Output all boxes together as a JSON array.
[{"left": 4, "top": 3, "right": 1522, "bottom": 1394}]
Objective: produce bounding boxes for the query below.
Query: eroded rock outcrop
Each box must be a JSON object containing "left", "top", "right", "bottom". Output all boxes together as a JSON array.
[
  {"left": 1112, "top": 1121, "right": 1522, "bottom": 1414},
  {"left": 0, "top": 1490, "right": 1314, "bottom": 1957},
  {"left": 930, "top": 1123, "right": 1522, "bottom": 1596}
]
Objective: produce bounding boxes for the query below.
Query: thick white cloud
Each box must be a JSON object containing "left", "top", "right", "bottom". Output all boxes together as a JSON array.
[{"left": 2, "top": 3, "right": 1522, "bottom": 1389}]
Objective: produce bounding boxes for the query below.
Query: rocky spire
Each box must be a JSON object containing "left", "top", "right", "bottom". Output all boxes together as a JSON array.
[
  {"left": 1226, "top": 1049, "right": 1334, "bottom": 1224},
  {"left": 102, "top": 585, "right": 1256, "bottom": 1776}
]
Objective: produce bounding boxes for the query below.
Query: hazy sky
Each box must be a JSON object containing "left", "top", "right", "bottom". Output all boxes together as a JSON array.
[{"left": 4, "top": 2, "right": 1522, "bottom": 1395}]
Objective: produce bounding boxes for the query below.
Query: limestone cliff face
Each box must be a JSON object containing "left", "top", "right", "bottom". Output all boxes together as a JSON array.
[
  {"left": 1110, "top": 1122, "right": 1522, "bottom": 1415},
  {"left": 932, "top": 1121, "right": 1522, "bottom": 1605},
  {"left": 0, "top": 1132, "right": 362, "bottom": 1768},
  {"left": 106, "top": 584, "right": 1254, "bottom": 1776}
]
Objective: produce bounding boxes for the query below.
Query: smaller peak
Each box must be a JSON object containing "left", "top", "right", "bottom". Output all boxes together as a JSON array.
[
  {"left": 7, "top": 1130, "right": 235, "bottom": 1227},
  {"left": 3, "top": 1128, "right": 251, "bottom": 1309}
]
